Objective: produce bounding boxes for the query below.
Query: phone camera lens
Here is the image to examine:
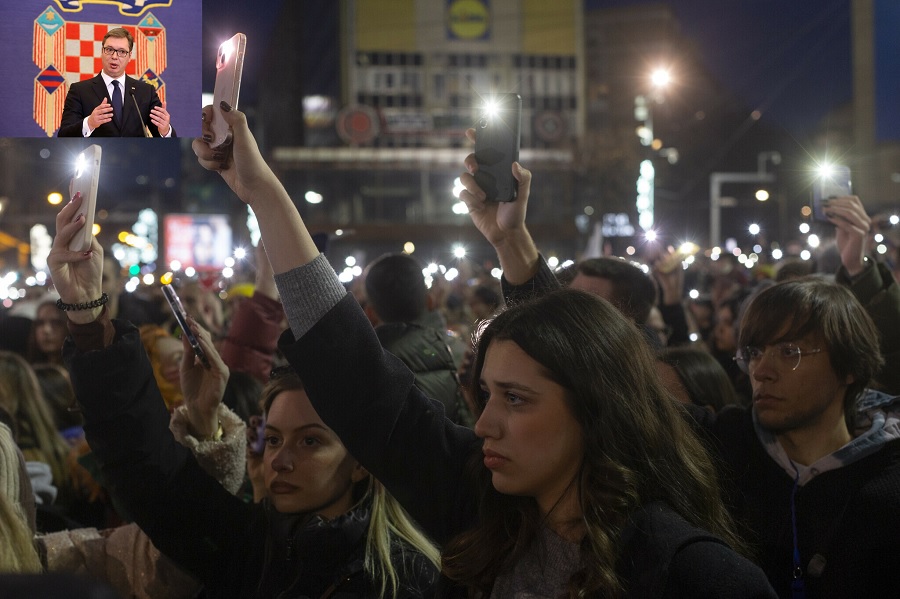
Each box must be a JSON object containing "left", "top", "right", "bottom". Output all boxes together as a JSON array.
[{"left": 478, "top": 117, "right": 488, "bottom": 129}]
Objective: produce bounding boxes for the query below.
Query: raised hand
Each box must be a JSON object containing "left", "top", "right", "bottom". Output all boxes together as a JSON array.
[
  {"left": 825, "top": 195, "right": 871, "bottom": 276},
  {"left": 193, "top": 102, "right": 278, "bottom": 205},
  {"left": 459, "top": 128, "right": 532, "bottom": 248},
  {"left": 149, "top": 100, "right": 171, "bottom": 136},
  {"left": 87, "top": 98, "right": 114, "bottom": 131},
  {"left": 180, "top": 316, "right": 230, "bottom": 439},
  {"left": 47, "top": 192, "right": 104, "bottom": 324}
]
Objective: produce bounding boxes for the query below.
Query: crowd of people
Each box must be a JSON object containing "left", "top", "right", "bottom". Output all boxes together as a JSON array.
[{"left": 0, "top": 102, "right": 897, "bottom": 598}]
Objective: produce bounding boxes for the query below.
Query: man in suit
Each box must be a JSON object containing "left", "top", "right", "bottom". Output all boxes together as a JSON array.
[{"left": 58, "top": 28, "right": 175, "bottom": 138}]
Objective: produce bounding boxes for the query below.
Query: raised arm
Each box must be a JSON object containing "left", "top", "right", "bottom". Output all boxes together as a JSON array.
[
  {"left": 194, "top": 104, "right": 482, "bottom": 542},
  {"left": 829, "top": 195, "right": 900, "bottom": 393},
  {"left": 459, "top": 128, "right": 561, "bottom": 304},
  {"left": 48, "top": 192, "right": 256, "bottom": 588}
]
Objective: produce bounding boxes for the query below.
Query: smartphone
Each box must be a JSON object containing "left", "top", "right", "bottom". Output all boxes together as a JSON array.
[
  {"left": 68, "top": 145, "right": 102, "bottom": 252},
  {"left": 210, "top": 33, "right": 247, "bottom": 148},
  {"left": 161, "top": 284, "right": 211, "bottom": 369},
  {"left": 812, "top": 165, "right": 852, "bottom": 222},
  {"left": 474, "top": 93, "right": 522, "bottom": 202}
]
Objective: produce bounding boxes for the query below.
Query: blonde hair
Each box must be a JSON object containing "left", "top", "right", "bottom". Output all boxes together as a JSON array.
[
  {"left": 261, "top": 371, "right": 440, "bottom": 594},
  {"left": 0, "top": 491, "right": 41, "bottom": 573},
  {"left": 364, "top": 478, "right": 440, "bottom": 596},
  {"left": 0, "top": 423, "right": 41, "bottom": 573},
  {"left": 0, "top": 351, "right": 70, "bottom": 489}
]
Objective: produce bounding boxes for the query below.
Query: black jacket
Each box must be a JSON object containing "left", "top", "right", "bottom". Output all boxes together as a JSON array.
[
  {"left": 58, "top": 74, "right": 175, "bottom": 137},
  {"left": 63, "top": 320, "right": 435, "bottom": 598},
  {"left": 279, "top": 294, "right": 776, "bottom": 598},
  {"left": 376, "top": 314, "right": 471, "bottom": 427}
]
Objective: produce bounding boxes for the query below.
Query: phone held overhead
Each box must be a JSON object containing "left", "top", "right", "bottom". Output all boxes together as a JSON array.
[
  {"left": 68, "top": 145, "right": 102, "bottom": 252},
  {"left": 812, "top": 164, "right": 852, "bottom": 222},
  {"left": 210, "top": 33, "right": 246, "bottom": 148},
  {"left": 474, "top": 93, "right": 521, "bottom": 202},
  {"left": 162, "top": 284, "right": 211, "bottom": 369}
]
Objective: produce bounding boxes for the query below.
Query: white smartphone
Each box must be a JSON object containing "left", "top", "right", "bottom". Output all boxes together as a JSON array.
[
  {"left": 210, "top": 33, "right": 246, "bottom": 148},
  {"left": 68, "top": 144, "right": 102, "bottom": 252}
]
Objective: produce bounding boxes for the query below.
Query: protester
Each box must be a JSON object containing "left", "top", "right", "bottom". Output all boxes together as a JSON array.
[
  {"left": 49, "top": 192, "right": 440, "bottom": 597},
  {"left": 26, "top": 300, "right": 67, "bottom": 366},
  {"left": 193, "top": 104, "right": 776, "bottom": 597},
  {"left": 364, "top": 252, "right": 472, "bottom": 427},
  {"left": 656, "top": 347, "right": 739, "bottom": 412},
  {"left": 455, "top": 142, "right": 899, "bottom": 596}
]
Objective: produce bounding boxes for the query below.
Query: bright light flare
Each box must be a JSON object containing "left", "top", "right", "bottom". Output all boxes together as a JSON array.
[
  {"left": 650, "top": 68, "right": 671, "bottom": 88},
  {"left": 233, "top": 247, "right": 247, "bottom": 260},
  {"left": 483, "top": 98, "right": 500, "bottom": 119},
  {"left": 74, "top": 152, "right": 86, "bottom": 178},
  {"left": 748, "top": 223, "right": 761, "bottom": 236},
  {"left": 47, "top": 192, "right": 63, "bottom": 205},
  {"left": 452, "top": 245, "right": 466, "bottom": 259},
  {"left": 644, "top": 230, "right": 657, "bottom": 242},
  {"left": 755, "top": 189, "right": 770, "bottom": 202},
  {"left": 305, "top": 191, "right": 323, "bottom": 204}
]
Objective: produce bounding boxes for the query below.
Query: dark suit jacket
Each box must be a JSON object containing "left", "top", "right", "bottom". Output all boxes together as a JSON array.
[{"left": 57, "top": 74, "right": 175, "bottom": 138}]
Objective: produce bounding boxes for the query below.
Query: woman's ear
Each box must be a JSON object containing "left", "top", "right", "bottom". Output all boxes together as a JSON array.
[{"left": 351, "top": 462, "right": 369, "bottom": 483}]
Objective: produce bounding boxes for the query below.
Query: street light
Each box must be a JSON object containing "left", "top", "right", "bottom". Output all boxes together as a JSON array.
[{"left": 709, "top": 151, "right": 781, "bottom": 247}]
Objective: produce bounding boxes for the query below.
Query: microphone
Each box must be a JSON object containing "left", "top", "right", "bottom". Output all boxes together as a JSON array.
[{"left": 130, "top": 88, "right": 153, "bottom": 138}]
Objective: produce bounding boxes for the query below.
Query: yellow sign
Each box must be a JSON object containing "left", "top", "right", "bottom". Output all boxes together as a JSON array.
[{"left": 447, "top": 0, "right": 489, "bottom": 40}]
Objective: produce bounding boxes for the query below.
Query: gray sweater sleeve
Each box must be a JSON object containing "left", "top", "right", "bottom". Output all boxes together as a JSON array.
[{"left": 273, "top": 254, "right": 347, "bottom": 339}]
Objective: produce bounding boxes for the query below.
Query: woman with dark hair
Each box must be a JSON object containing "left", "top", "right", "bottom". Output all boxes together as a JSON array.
[
  {"left": 191, "top": 105, "right": 775, "bottom": 597},
  {"left": 26, "top": 300, "right": 67, "bottom": 366},
  {"left": 656, "top": 347, "right": 739, "bottom": 412}
]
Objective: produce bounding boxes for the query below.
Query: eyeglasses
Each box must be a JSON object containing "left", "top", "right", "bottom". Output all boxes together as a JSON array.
[
  {"left": 733, "top": 342, "right": 822, "bottom": 374},
  {"left": 102, "top": 46, "right": 131, "bottom": 59}
]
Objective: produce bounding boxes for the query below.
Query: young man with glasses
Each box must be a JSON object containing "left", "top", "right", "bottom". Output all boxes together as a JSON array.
[{"left": 58, "top": 28, "right": 175, "bottom": 138}]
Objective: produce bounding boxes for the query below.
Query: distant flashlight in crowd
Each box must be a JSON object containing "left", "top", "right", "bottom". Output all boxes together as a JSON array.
[
  {"left": 748, "top": 223, "right": 761, "bottom": 236},
  {"left": 644, "top": 230, "right": 657, "bottom": 242},
  {"left": 453, "top": 245, "right": 466, "bottom": 259}
]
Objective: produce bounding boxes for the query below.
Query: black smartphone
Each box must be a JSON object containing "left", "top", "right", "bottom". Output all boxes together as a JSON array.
[
  {"left": 162, "top": 284, "right": 211, "bottom": 369},
  {"left": 812, "top": 165, "right": 852, "bottom": 222},
  {"left": 474, "top": 93, "right": 522, "bottom": 202}
]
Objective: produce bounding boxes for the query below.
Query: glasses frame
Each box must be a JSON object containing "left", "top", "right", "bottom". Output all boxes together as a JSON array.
[
  {"left": 102, "top": 46, "right": 131, "bottom": 59},
  {"left": 733, "top": 342, "right": 822, "bottom": 374}
]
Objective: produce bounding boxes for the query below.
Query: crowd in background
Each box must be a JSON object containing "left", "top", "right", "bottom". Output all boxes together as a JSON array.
[{"left": 0, "top": 109, "right": 897, "bottom": 598}]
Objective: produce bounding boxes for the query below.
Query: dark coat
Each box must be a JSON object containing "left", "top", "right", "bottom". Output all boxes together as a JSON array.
[
  {"left": 58, "top": 74, "right": 175, "bottom": 137},
  {"left": 63, "top": 320, "right": 436, "bottom": 598},
  {"left": 278, "top": 294, "right": 776, "bottom": 598}
]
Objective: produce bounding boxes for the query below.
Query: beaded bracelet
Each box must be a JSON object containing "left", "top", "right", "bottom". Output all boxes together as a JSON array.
[{"left": 56, "top": 293, "right": 110, "bottom": 312}]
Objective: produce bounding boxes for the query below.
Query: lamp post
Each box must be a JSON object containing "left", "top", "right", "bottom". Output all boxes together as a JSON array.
[{"left": 709, "top": 151, "right": 781, "bottom": 248}]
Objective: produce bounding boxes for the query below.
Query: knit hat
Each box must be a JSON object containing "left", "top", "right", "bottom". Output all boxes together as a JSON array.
[{"left": 0, "top": 421, "right": 37, "bottom": 534}]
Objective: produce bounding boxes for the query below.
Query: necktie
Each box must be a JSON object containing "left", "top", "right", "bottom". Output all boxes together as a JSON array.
[{"left": 111, "top": 80, "right": 123, "bottom": 129}]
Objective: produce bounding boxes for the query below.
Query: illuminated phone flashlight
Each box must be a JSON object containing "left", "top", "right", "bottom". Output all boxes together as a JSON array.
[
  {"left": 483, "top": 98, "right": 500, "bottom": 119},
  {"left": 219, "top": 38, "right": 234, "bottom": 63},
  {"left": 74, "top": 152, "right": 87, "bottom": 178},
  {"left": 816, "top": 163, "right": 835, "bottom": 180}
]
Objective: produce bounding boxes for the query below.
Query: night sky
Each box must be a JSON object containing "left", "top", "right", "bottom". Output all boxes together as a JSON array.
[{"left": 199, "top": 0, "right": 900, "bottom": 140}]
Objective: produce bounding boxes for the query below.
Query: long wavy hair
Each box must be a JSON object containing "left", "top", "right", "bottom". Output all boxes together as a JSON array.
[
  {"left": 442, "top": 288, "right": 745, "bottom": 597},
  {"left": 0, "top": 351, "right": 71, "bottom": 491},
  {"left": 261, "top": 371, "right": 440, "bottom": 596}
]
